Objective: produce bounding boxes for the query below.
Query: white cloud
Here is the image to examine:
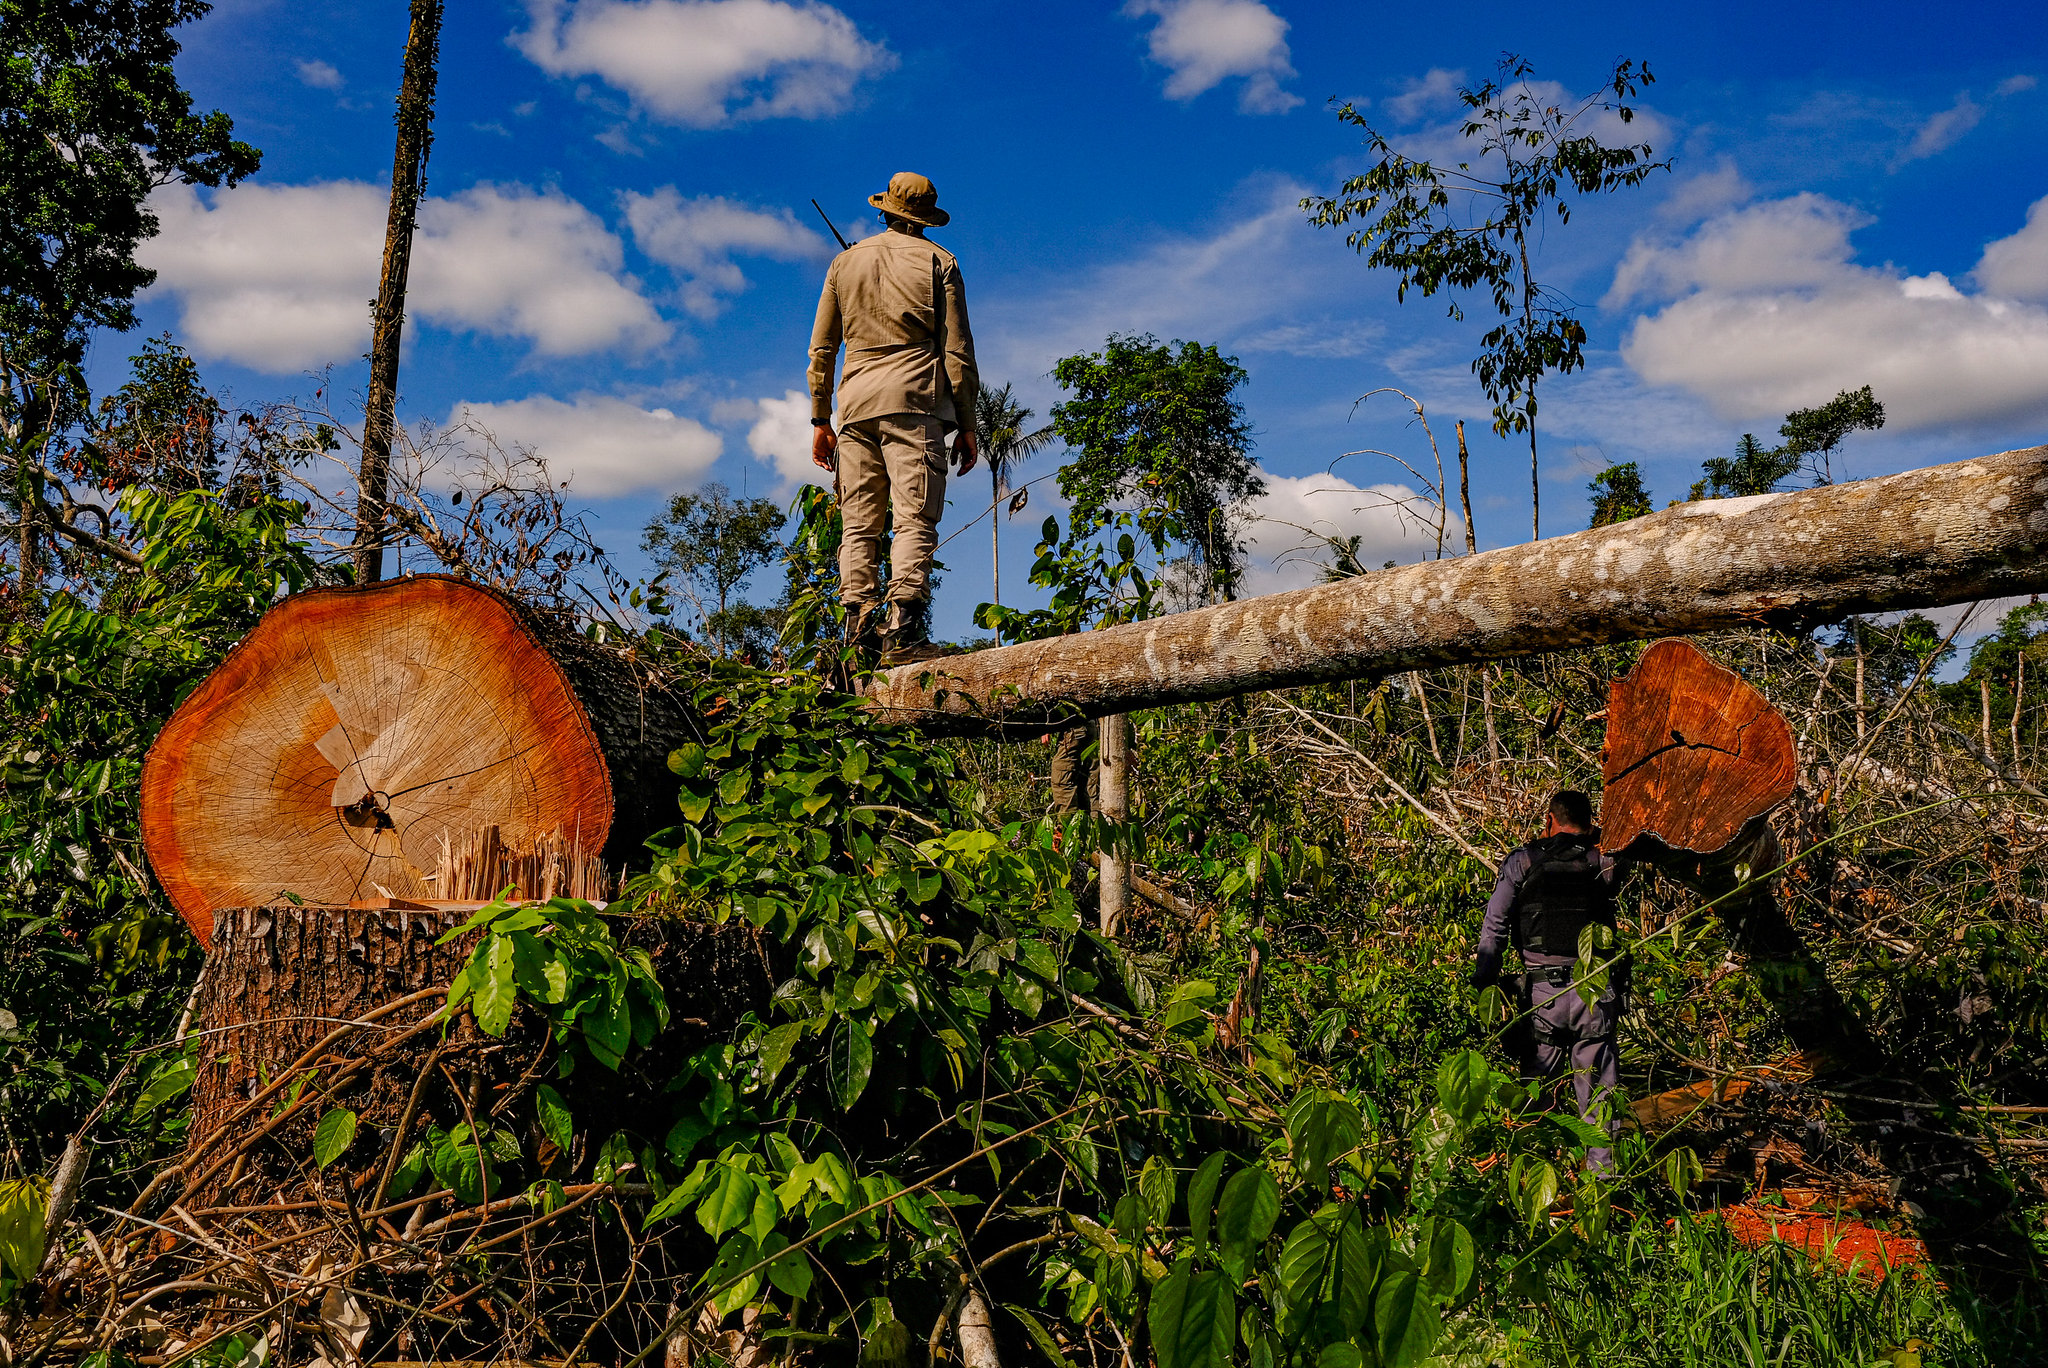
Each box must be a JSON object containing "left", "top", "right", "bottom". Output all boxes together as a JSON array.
[
  {"left": 1615, "top": 193, "right": 2048, "bottom": 429},
  {"left": 1235, "top": 321, "right": 1384, "bottom": 359},
  {"left": 745, "top": 390, "right": 830, "bottom": 491},
  {"left": 1995, "top": 74, "right": 2038, "bottom": 97},
  {"left": 1894, "top": 92, "right": 1982, "bottom": 167},
  {"left": 1974, "top": 193, "right": 2048, "bottom": 302},
  {"left": 1122, "top": 0, "right": 1300, "bottom": 114},
  {"left": 295, "top": 58, "right": 344, "bottom": 90},
  {"left": 512, "top": 0, "right": 894, "bottom": 128},
  {"left": 1383, "top": 67, "right": 1463, "bottom": 123},
  {"left": 1240, "top": 469, "right": 1438, "bottom": 595},
  {"left": 624, "top": 189, "right": 831, "bottom": 318},
  {"left": 142, "top": 180, "right": 668, "bottom": 372},
  {"left": 1655, "top": 159, "right": 1753, "bottom": 224},
  {"left": 451, "top": 394, "right": 720, "bottom": 496}
]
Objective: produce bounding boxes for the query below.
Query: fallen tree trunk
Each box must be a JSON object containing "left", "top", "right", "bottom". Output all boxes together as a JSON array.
[
  {"left": 870, "top": 445, "right": 2048, "bottom": 734},
  {"left": 141, "top": 575, "right": 699, "bottom": 943}
]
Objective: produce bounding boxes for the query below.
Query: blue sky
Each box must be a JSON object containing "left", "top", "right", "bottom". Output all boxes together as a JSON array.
[{"left": 113, "top": 0, "right": 2048, "bottom": 639}]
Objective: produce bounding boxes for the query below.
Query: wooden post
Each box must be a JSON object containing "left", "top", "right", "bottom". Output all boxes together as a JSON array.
[
  {"left": 1098, "top": 714, "right": 1128, "bottom": 937},
  {"left": 352, "top": 0, "right": 445, "bottom": 586}
]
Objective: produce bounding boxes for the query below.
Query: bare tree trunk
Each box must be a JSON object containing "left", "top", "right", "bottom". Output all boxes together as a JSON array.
[
  {"left": 955, "top": 1288, "right": 1002, "bottom": 1368},
  {"left": 2013, "top": 651, "right": 2026, "bottom": 770},
  {"left": 1854, "top": 636, "right": 1867, "bottom": 743},
  {"left": 1983, "top": 676, "right": 1996, "bottom": 758},
  {"left": 1411, "top": 671, "right": 1443, "bottom": 764},
  {"left": 867, "top": 447, "right": 2048, "bottom": 735},
  {"left": 1455, "top": 419, "right": 1476, "bottom": 556},
  {"left": 352, "top": 0, "right": 445, "bottom": 586},
  {"left": 1482, "top": 670, "right": 1501, "bottom": 765},
  {"left": 1097, "top": 715, "right": 1127, "bottom": 937}
]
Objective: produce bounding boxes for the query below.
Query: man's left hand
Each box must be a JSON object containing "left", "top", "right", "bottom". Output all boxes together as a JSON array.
[{"left": 953, "top": 427, "right": 978, "bottom": 476}]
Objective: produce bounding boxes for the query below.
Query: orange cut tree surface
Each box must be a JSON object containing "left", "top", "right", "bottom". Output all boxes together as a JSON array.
[
  {"left": 1602, "top": 639, "right": 1798, "bottom": 857},
  {"left": 141, "top": 576, "right": 614, "bottom": 943}
]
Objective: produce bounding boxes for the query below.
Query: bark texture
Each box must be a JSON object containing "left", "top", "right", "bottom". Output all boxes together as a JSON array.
[
  {"left": 869, "top": 445, "right": 2048, "bottom": 734},
  {"left": 141, "top": 575, "right": 700, "bottom": 943}
]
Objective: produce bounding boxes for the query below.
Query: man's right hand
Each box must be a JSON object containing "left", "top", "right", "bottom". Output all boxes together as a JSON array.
[{"left": 811, "top": 424, "right": 837, "bottom": 471}]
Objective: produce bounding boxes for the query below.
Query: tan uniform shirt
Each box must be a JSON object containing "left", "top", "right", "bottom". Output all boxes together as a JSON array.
[{"left": 808, "top": 227, "right": 979, "bottom": 430}]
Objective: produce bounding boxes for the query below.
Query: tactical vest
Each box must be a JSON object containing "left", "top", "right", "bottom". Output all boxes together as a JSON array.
[{"left": 1512, "top": 835, "right": 1615, "bottom": 958}]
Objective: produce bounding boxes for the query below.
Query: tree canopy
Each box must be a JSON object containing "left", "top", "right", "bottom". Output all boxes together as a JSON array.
[
  {"left": 1051, "top": 334, "right": 1263, "bottom": 603},
  {"left": 1303, "top": 55, "right": 1667, "bottom": 539}
]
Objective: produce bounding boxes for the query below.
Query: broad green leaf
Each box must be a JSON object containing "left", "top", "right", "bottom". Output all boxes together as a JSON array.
[
  {"left": 535, "top": 1084, "right": 574, "bottom": 1153},
  {"left": 697, "top": 1166, "right": 759, "bottom": 1238},
  {"left": 1286, "top": 1092, "right": 1363, "bottom": 1186},
  {"left": 473, "top": 934, "right": 519, "bottom": 1036},
  {"left": 0, "top": 1179, "right": 48, "bottom": 1284},
  {"left": 1511, "top": 1156, "right": 1559, "bottom": 1231},
  {"left": 1433, "top": 1051, "right": 1491, "bottom": 1125},
  {"left": 430, "top": 1126, "right": 487, "bottom": 1205},
  {"left": 311, "top": 1107, "right": 357, "bottom": 1169},
  {"left": 1418, "top": 1217, "right": 1474, "bottom": 1303},
  {"left": 1216, "top": 1167, "right": 1280, "bottom": 1254},
  {"left": 1315, "top": 1344, "right": 1362, "bottom": 1368},
  {"left": 132, "top": 1053, "right": 197, "bottom": 1114},
  {"left": 1188, "top": 1151, "right": 1229, "bottom": 1252},
  {"left": 1150, "top": 1261, "right": 1235, "bottom": 1368},
  {"left": 828, "top": 1019, "right": 874, "bottom": 1109},
  {"left": 766, "top": 1231, "right": 814, "bottom": 1299},
  {"left": 1139, "top": 1156, "right": 1176, "bottom": 1228},
  {"left": 757, "top": 1022, "right": 804, "bottom": 1090},
  {"left": 1373, "top": 1270, "right": 1441, "bottom": 1368},
  {"left": 1005, "top": 1305, "right": 1076, "bottom": 1368}
]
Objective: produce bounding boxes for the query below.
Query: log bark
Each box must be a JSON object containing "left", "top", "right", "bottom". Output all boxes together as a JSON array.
[
  {"left": 183, "top": 902, "right": 770, "bottom": 1205},
  {"left": 869, "top": 445, "right": 2048, "bottom": 735},
  {"left": 141, "top": 575, "right": 699, "bottom": 943}
]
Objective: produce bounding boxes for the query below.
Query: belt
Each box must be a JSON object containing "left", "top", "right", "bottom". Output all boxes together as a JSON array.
[{"left": 1531, "top": 965, "right": 1577, "bottom": 987}]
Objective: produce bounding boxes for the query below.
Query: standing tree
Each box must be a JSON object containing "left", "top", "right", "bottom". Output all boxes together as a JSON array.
[
  {"left": 1, "top": 0, "right": 260, "bottom": 604},
  {"left": 1692, "top": 385, "right": 1886, "bottom": 499},
  {"left": 351, "top": 0, "right": 446, "bottom": 585},
  {"left": 1050, "top": 334, "right": 1264, "bottom": 603},
  {"left": 1303, "top": 54, "right": 1668, "bottom": 540},
  {"left": 1587, "top": 460, "right": 1651, "bottom": 526},
  {"left": 973, "top": 381, "right": 1055, "bottom": 616},
  {"left": 642, "top": 482, "right": 787, "bottom": 657}
]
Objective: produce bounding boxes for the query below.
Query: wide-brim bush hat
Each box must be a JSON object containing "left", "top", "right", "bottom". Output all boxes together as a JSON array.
[{"left": 869, "top": 171, "right": 949, "bottom": 227}]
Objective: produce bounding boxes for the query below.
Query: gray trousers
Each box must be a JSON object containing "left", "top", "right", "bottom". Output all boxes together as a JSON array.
[{"left": 1529, "top": 969, "right": 1620, "bottom": 1173}]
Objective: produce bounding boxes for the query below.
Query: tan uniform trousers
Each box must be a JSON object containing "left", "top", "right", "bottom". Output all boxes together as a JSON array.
[{"left": 837, "top": 413, "right": 947, "bottom": 609}]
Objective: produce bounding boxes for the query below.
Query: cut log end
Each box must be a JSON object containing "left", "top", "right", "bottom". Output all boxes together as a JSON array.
[
  {"left": 1602, "top": 639, "right": 1798, "bottom": 859},
  {"left": 140, "top": 575, "right": 693, "bottom": 944}
]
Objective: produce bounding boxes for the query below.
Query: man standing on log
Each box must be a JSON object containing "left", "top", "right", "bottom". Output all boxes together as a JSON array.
[
  {"left": 1471, "top": 790, "right": 1627, "bottom": 1172},
  {"left": 809, "top": 172, "right": 980, "bottom": 663}
]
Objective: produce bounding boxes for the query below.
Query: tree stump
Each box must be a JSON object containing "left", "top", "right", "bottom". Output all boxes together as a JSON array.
[{"left": 141, "top": 575, "right": 700, "bottom": 944}]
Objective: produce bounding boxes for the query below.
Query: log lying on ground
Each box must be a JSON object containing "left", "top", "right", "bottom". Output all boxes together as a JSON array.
[
  {"left": 869, "top": 445, "right": 2048, "bottom": 735},
  {"left": 141, "top": 575, "right": 699, "bottom": 943}
]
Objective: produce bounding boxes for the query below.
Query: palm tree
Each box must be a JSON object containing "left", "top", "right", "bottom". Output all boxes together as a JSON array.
[{"left": 973, "top": 383, "right": 1056, "bottom": 621}]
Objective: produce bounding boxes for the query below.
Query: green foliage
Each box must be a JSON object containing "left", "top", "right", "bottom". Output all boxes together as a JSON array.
[
  {"left": 1586, "top": 461, "right": 1651, "bottom": 527},
  {"left": 1049, "top": 334, "right": 1262, "bottom": 601},
  {"left": 1304, "top": 55, "right": 1666, "bottom": 533},
  {"left": 977, "top": 512, "right": 1165, "bottom": 642},
  {"left": 643, "top": 481, "right": 789, "bottom": 658},
  {"left": 1693, "top": 386, "right": 1886, "bottom": 499},
  {"left": 441, "top": 896, "right": 668, "bottom": 1069},
  {"left": 0, "top": 485, "right": 314, "bottom": 1190},
  {"left": 0, "top": 1177, "right": 47, "bottom": 1299},
  {"left": 1, "top": 0, "right": 260, "bottom": 380}
]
